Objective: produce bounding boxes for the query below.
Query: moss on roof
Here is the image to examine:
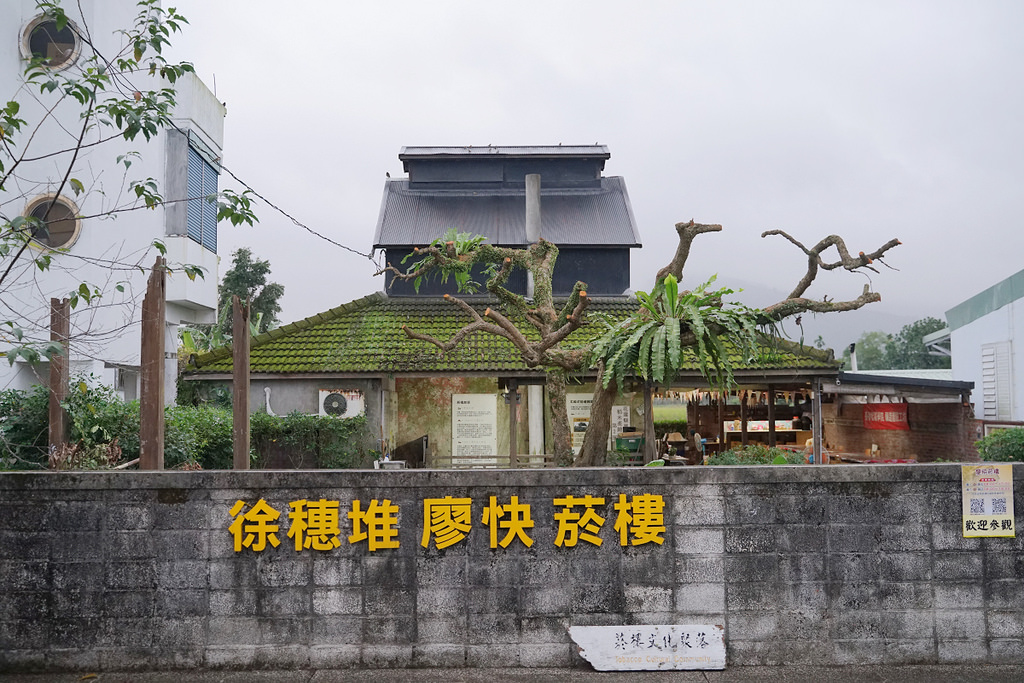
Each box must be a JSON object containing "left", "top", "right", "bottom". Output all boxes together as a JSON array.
[{"left": 187, "top": 292, "right": 838, "bottom": 376}]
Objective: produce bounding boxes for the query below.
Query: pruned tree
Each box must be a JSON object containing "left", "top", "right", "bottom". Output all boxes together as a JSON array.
[
  {"left": 379, "top": 229, "right": 589, "bottom": 462},
  {"left": 379, "top": 221, "right": 901, "bottom": 466}
]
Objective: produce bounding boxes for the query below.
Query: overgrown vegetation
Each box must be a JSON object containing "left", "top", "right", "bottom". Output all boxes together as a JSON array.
[
  {"left": 976, "top": 428, "right": 1024, "bottom": 463},
  {"left": 0, "top": 378, "right": 372, "bottom": 470},
  {"left": 706, "top": 444, "right": 806, "bottom": 465},
  {"left": 251, "top": 412, "right": 372, "bottom": 469}
]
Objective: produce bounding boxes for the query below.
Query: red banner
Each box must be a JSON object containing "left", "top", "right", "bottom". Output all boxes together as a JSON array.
[{"left": 863, "top": 403, "right": 909, "bottom": 430}]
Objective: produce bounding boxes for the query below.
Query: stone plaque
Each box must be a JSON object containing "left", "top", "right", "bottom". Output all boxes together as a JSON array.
[{"left": 569, "top": 624, "right": 725, "bottom": 671}]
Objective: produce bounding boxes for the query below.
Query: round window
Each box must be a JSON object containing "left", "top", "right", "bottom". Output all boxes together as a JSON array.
[
  {"left": 26, "top": 196, "right": 80, "bottom": 249},
  {"left": 23, "top": 16, "right": 79, "bottom": 68}
]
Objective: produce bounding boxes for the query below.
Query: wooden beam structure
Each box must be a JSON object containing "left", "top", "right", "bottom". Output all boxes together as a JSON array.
[
  {"left": 139, "top": 257, "right": 166, "bottom": 470},
  {"left": 232, "top": 295, "right": 251, "bottom": 470},
  {"left": 48, "top": 297, "right": 70, "bottom": 454}
]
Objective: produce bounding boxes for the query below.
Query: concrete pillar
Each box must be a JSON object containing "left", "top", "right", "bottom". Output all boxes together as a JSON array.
[
  {"left": 528, "top": 384, "right": 544, "bottom": 455},
  {"left": 525, "top": 173, "right": 540, "bottom": 298}
]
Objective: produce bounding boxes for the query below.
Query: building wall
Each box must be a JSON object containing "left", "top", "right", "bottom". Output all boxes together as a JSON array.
[
  {"left": 823, "top": 402, "right": 979, "bottom": 462},
  {"left": 394, "top": 377, "right": 514, "bottom": 465},
  {"left": 0, "top": 0, "right": 223, "bottom": 401},
  {"left": 0, "top": 466, "right": 1021, "bottom": 672},
  {"left": 393, "top": 378, "right": 643, "bottom": 465},
  {"left": 950, "top": 300, "right": 1024, "bottom": 421}
]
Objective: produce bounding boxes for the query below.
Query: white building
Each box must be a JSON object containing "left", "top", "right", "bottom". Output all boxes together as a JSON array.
[
  {"left": 940, "top": 268, "right": 1024, "bottom": 423},
  {"left": 0, "top": 0, "right": 224, "bottom": 403}
]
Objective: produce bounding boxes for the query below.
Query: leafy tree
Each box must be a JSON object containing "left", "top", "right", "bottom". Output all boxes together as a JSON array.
[
  {"left": 842, "top": 317, "right": 951, "bottom": 371},
  {"left": 1, "top": 0, "right": 256, "bottom": 365},
  {"left": 884, "top": 316, "right": 950, "bottom": 370},
  {"left": 216, "top": 247, "right": 284, "bottom": 337},
  {"left": 381, "top": 221, "right": 901, "bottom": 466},
  {"left": 842, "top": 330, "right": 890, "bottom": 370}
]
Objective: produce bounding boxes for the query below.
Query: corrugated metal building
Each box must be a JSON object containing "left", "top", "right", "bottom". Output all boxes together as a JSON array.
[{"left": 373, "top": 145, "right": 641, "bottom": 297}]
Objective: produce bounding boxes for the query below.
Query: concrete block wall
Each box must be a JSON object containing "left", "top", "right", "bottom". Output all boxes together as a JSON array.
[{"left": 0, "top": 465, "right": 1021, "bottom": 672}]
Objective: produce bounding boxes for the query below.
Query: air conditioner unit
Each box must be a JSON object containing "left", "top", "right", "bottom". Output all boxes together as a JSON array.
[{"left": 318, "top": 389, "right": 365, "bottom": 418}]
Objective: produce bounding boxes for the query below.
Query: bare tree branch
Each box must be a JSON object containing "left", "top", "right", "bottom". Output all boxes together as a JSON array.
[
  {"left": 761, "top": 230, "right": 901, "bottom": 299},
  {"left": 760, "top": 284, "right": 882, "bottom": 322},
  {"left": 654, "top": 220, "right": 723, "bottom": 284}
]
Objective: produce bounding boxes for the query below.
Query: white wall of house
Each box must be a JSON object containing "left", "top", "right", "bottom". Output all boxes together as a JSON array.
[
  {"left": 948, "top": 273, "right": 1024, "bottom": 421},
  {"left": 1, "top": 0, "right": 225, "bottom": 404}
]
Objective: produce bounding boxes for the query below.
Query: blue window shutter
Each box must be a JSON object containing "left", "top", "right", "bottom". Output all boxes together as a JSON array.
[
  {"left": 186, "top": 144, "right": 220, "bottom": 253},
  {"left": 186, "top": 147, "right": 204, "bottom": 244},
  {"left": 201, "top": 158, "right": 218, "bottom": 253}
]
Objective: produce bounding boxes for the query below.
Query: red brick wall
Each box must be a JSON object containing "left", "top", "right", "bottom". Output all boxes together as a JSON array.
[{"left": 823, "top": 401, "right": 978, "bottom": 462}]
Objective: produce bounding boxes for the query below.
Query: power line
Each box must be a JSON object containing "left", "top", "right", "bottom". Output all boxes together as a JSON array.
[{"left": 215, "top": 162, "right": 377, "bottom": 262}]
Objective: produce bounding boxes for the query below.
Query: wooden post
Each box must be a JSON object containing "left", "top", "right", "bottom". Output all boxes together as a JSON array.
[
  {"left": 507, "top": 379, "right": 519, "bottom": 468},
  {"left": 643, "top": 382, "right": 656, "bottom": 463},
  {"left": 139, "top": 257, "right": 166, "bottom": 470},
  {"left": 812, "top": 379, "right": 825, "bottom": 464},
  {"left": 767, "top": 384, "right": 777, "bottom": 447},
  {"left": 48, "top": 298, "right": 70, "bottom": 454},
  {"left": 717, "top": 393, "right": 724, "bottom": 449},
  {"left": 740, "top": 394, "right": 749, "bottom": 447},
  {"left": 232, "top": 295, "right": 251, "bottom": 470}
]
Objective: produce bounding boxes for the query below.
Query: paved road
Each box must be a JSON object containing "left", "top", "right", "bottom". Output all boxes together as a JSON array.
[{"left": 5, "top": 667, "right": 1024, "bottom": 683}]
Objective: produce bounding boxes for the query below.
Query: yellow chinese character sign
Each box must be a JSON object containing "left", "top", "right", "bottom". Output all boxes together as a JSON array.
[
  {"left": 349, "top": 499, "right": 401, "bottom": 550},
  {"left": 228, "top": 492, "right": 668, "bottom": 553},
  {"left": 962, "top": 464, "right": 1015, "bottom": 537},
  {"left": 614, "top": 494, "right": 665, "bottom": 546},
  {"left": 288, "top": 499, "right": 342, "bottom": 551},
  {"left": 229, "top": 498, "right": 281, "bottom": 552},
  {"left": 553, "top": 495, "right": 606, "bottom": 547},
  {"left": 421, "top": 496, "right": 473, "bottom": 549},
  {"left": 481, "top": 495, "right": 534, "bottom": 548}
]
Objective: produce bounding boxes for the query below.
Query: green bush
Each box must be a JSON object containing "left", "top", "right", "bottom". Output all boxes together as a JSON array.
[
  {"left": 706, "top": 443, "right": 805, "bottom": 465},
  {"left": 976, "top": 428, "right": 1024, "bottom": 463},
  {"left": 165, "top": 405, "right": 234, "bottom": 469},
  {"left": 63, "top": 378, "right": 140, "bottom": 457},
  {"left": 251, "top": 411, "right": 372, "bottom": 469},
  {"left": 0, "top": 385, "right": 50, "bottom": 469},
  {"left": 2, "top": 378, "right": 374, "bottom": 470}
]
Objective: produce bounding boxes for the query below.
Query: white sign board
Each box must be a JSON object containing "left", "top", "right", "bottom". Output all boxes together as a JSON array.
[
  {"left": 568, "top": 394, "right": 629, "bottom": 455},
  {"left": 569, "top": 624, "right": 726, "bottom": 671},
  {"left": 962, "top": 463, "right": 1015, "bottom": 537},
  {"left": 567, "top": 393, "right": 593, "bottom": 455},
  {"left": 611, "top": 404, "right": 632, "bottom": 437},
  {"left": 452, "top": 394, "right": 498, "bottom": 465}
]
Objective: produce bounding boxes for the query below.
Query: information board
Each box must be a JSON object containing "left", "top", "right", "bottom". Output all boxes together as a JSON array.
[
  {"left": 452, "top": 394, "right": 497, "bottom": 465},
  {"left": 962, "top": 463, "right": 1015, "bottom": 537}
]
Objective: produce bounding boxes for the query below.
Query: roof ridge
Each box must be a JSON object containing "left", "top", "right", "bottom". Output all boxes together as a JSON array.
[{"left": 190, "top": 291, "right": 388, "bottom": 369}]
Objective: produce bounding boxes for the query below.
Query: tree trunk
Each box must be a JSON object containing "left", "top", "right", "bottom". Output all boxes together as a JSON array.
[
  {"left": 546, "top": 373, "right": 573, "bottom": 466},
  {"left": 574, "top": 364, "right": 618, "bottom": 467}
]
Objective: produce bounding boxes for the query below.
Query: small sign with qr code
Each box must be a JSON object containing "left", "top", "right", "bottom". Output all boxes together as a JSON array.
[{"left": 961, "top": 464, "right": 1015, "bottom": 537}]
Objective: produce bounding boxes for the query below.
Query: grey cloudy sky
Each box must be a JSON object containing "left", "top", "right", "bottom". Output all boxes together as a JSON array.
[{"left": 168, "top": 0, "right": 1024, "bottom": 350}]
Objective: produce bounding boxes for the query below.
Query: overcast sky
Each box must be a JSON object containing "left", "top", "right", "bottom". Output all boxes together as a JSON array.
[{"left": 167, "top": 1, "right": 1024, "bottom": 350}]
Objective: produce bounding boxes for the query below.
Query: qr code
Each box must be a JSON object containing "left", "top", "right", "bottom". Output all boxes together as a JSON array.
[
  {"left": 992, "top": 498, "right": 1007, "bottom": 515},
  {"left": 970, "top": 498, "right": 985, "bottom": 515}
]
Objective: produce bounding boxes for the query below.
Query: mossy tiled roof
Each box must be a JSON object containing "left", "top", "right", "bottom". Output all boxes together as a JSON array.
[{"left": 187, "top": 292, "right": 838, "bottom": 376}]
